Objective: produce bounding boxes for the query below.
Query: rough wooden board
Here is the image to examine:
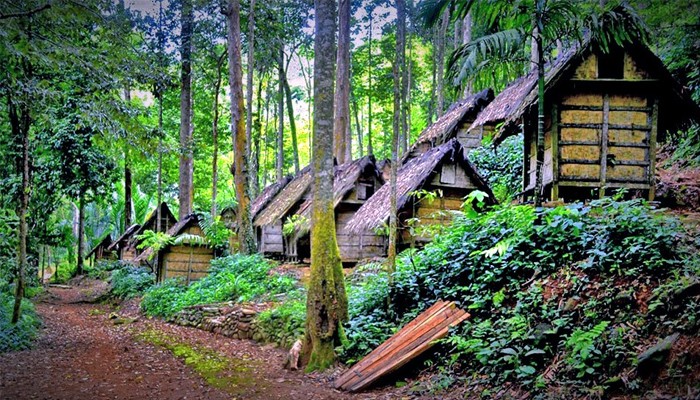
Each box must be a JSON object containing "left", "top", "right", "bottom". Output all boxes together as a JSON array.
[{"left": 334, "top": 301, "right": 469, "bottom": 392}]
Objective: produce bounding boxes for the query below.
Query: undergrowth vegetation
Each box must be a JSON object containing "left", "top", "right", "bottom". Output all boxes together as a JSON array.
[
  {"left": 141, "top": 254, "right": 295, "bottom": 318},
  {"left": 0, "top": 292, "right": 41, "bottom": 352},
  {"left": 336, "top": 197, "right": 698, "bottom": 396}
]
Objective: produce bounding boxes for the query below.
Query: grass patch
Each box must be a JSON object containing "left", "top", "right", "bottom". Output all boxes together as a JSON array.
[{"left": 136, "top": 328, "right": 261, "bottom": 393}]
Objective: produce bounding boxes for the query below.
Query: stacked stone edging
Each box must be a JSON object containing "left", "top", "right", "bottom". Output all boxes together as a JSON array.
[{"left": 169, "top": 302, "right": 268, "bottom": 341}]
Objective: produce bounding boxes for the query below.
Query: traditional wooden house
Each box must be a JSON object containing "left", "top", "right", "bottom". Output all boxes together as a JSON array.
[
  {"left": 253, "top": 167, "right": 313, "bottom": 257},
  {"left": 406, "top": 89, "right": 493, "bottom": 160},
  {"left": 470, "top": 39, "right": 700, "bottom": 201},
  {"left": 287, "top": 156, "right": 386, "bottom": 264},
  {"left": 106, "top": 223, "right": 141, "bottom": 261},
  {"left": 85, "top": 234, "right": 115, "bottom": 264},
  {"left": 346, "top": 139, "right": 495, "bottom": 249},
  {"left": 135, "top": 213, "right": 215, "bottom": 283},
  {"left": 252, "top": 156, "right": 385, "bottom": 263}
]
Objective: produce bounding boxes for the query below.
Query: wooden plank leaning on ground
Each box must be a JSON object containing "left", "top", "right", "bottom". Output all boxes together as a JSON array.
[{"left": 334, "top": 300, "right": 470, "bottom": 392}]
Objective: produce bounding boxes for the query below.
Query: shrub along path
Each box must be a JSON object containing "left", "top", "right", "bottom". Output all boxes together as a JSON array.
[{"left": 0, "top": 280, "right": 392, "bottom": 400}]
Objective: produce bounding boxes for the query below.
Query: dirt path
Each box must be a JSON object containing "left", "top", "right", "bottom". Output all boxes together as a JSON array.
[{"left": 0, "top": 283, "right": 396, "bottom": 400}]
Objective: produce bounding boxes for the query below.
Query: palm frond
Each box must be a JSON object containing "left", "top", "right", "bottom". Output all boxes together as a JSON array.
[
  {"left": 448, "top": 28, "right": 526, "bottom": 85},
  {"left": 173, "top": 233, "right": 206, "bottom": 246},
  {"left": 585, "top": 2, "right": 649, "bottom": 53}
]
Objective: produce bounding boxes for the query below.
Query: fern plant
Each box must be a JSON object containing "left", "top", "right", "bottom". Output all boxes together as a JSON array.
[
  {"left": 197, "top": 213, "right": 232, "bottom": 250},
  {"left": 565, "top": 320, "right": 610, "bottom": 378}
]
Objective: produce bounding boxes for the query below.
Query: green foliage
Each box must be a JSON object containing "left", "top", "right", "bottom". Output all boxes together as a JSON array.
[
  {"left": 337, "top": 198, "right": 692, "bottom": 395},
  {"left": 141, "top": 254, "right": 295, "bottom": 318},
  {"left": 137, "top": 230, "right": 173, "bottom": 252},
  {"left": 110, "top": 265, "right": 155, "bottom": 299},
  {"left": 256, "top": 290, "right": 306, "bottom": 348},
  {"left": 470, "top": 135, "right": 523, "bottom": 203},
  {"left": 282, "top": 215, "right": 308, "bottom": 237},
  {"left": 667, "top": 124, "right": 700, "bottom": 168},
  {"left": 197, "top": 213, "right": 233, "bottom": 250},
  {"left": 0, "top": 292, "right": 41, "bottom": 353}
]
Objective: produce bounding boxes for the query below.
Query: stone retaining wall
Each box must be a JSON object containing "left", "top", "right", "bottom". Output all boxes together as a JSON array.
[{"left": 169, "top": 303, "right": 268, "bottom": 342}]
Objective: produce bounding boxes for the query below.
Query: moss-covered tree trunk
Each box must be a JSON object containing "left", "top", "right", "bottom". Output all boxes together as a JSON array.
[
  {"left": 305, "top": 0, "right": 348, "bottom": 372},
  {"left": 226, "top": 0, "right": 256, "bottom": 254}
]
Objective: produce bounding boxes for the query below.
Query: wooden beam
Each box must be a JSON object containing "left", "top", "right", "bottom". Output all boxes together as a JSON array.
[
  {"left": 599, "top": 94, "right": 610, "bottom": 198},
  {"left": 551, "top": 103, "right": 559, "bottom": 200},
  {"left": 648, "top": 98, "right": 659, "bottom": 201}
]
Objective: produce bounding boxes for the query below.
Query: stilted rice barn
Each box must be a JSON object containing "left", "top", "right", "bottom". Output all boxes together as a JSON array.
[
  {"left": 107, "top": 202, "right": 177, "bottom": 263},
  {"left": 85, "top": 234, "right": 115, "bottom": 264},
  {"left": 470, "top": 38, "right": 700, "bottom": 201}
]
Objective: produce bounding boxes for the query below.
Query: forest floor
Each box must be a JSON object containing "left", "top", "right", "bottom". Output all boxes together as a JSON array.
[{"left": 0, "top": 280, "right": 401, "bottom": 400}]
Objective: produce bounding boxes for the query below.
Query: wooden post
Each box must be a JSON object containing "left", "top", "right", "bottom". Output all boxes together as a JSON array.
[
  {"left": 648, "top": 98, "right": 659, "bottom": 201},
  {"left": 599, "top": 94, "right": 610, "bottom": 199},
  {"left": 521, "top": 118, "right": 528, "bottom": 203},
  {"left": 551, "top": 103, "right": 559, "bottom": 201}
]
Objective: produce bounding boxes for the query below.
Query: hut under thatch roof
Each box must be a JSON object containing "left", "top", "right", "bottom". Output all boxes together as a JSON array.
[
  {"left": 253, "top": 166, "right": 313, "bottom": 257},
  {"left": 252, "top": 156, "right": 385, "bottom": 263},
  {"left": 135, "top": 213, "right": 215, "bottom": 283},
  {"left": 407, "top": 89, "right": 494, "bottom": 160},
  {"left": 469, "top": 37, "right": 700, "bottom": 201},
  {"left": 346, "top": 139, "right": 495, "bottom": 248},
  {"left": 85, "top": 233, "right": 115, "bottom": 263},
  {"left": 252, "top": 176, "right": 292, "bottom": 219},
  {"left": 288, "top": 155, "right": 385, "bottom": 263},
  {"left": 108, "top": 203, "right": 177, "bottom": 263},
  {"left": 106, "top": 223, "right": 141, "bottom": 262}
]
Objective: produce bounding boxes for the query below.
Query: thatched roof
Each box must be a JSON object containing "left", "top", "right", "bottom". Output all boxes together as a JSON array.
[
  {"left": 410, "top": 89, "right": 493, "bottom": 151},
  {"left": 106, "top": 223, "right": 141, "bottom": 252},
  {"left": 346, "top": 139, "right": 495, "bottom": 234},
  {"left": 86, "top": 234, "right": 113, "bottom": 259},
  {"left": 488, "top": 38, "right": 700, "bottom": 144},
  {"left": 251, "top": 176, "right": 292, "bottom": 219},
  {"left": 133, "top": 213, "right": 201, "bottom": 264},
  {"left": 254, "top": 166, "right": 313, "bottom": 227},
  {"left": 468, "top": 74, "right": 538, "bottom": 132},
  {"left": 292, "top": 156, "right": 382, "bottom": 238},
  {"left": 133, "top": 202, "right": 177, "bottom": 238}
]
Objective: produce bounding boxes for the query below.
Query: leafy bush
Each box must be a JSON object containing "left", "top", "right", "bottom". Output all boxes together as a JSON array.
[
  {"left": 0, "top": 292, "right": 41, "bottom": 353},
  {"left": 470, "top": 135, "right": 523, "bottom": 202},
  {"left": 141, "top": 254, "right": 295, "bottom": 318},
  {"left": 256, "top": 290, "right": 306, "bottom": 348},
  {"left": 110, "top": 265, "right": 155, "bottom": 299},
  {"left": 340, "top": 198, "right": 692, "bottom": 396}
]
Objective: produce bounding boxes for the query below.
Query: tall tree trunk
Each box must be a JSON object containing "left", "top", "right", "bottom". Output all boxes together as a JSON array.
[
  {"left": 157, "top": 95, "right": 164, "bottom": 232},
  {"left": 400, "top": 0, "right": 410, "bottom": 157},
  {"left": 262, "top": 81, "right": 272, "bottom": 189},
  {"left": 9, "top": 91, "right": 30, "bottom": 324},
  {"left": 226, "top": 0, "right": 256, "bottom": 254},
  {"left": 305, "top": 0, "right": 347, "bottom": 372},
  {"left": 534, "top": 1, "right": 545, "bottom": 207},
  {"left": 246, "top": 0, "right": 256, "bottom": 195},
  {"left": 124, "top": 86, "right": 132, "bottom": 229},
  {"left": 428, "top": 23, "right": 437, "bottom": 125},
  {"left": 179, "top": 0, "right": 194, "bottom": 220},
  {"left": 253, "top": 74, "right": 264, "bottom": 195},
  {"left": 283, "top": 76, "right": 300, "bottom": 173},
  {"left": 462, "top": 13, "right": 473, "bottom": 97},
  {"left": 367, "top": 11, "right": 373, "bottom": 155},
  {"left": 212, "top": 50, "right": 226, "bottom": 217},
  {"left": 77, "top": 195, "right": 85, "bottom": 275},
  {"left": 333, "top": 0, "right": 351, "bottom": 164},
  {"left": 388, "top": 0, "right": 405, "bottom": 270},
  {"left": 277, "top": 45, "right": 285, "bottom": 180},
  {"left": 436, "top": 10, "right": 448, "bottom": 117},
  {"left": 352, "top": 95, "right": 363, "bottom": 158}
]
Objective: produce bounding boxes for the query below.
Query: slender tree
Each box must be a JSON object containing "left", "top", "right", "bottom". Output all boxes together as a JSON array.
[
  {"left": 333, "top": 0, "right": 351, "bottom": 164},
  {"left": 178, "top": 0, "right": 194, "bottom": 219},
  {"left": 388, "top": 0, "right": 406, "bottom": 270},
  {"left": 246, "top": 0, "right": 257, "bottom": 195},
  {"left": 277, "top": 44, "right": 285, "bottom": 180},
  {"left": 211, "top": 49, "right": 227, "bottom": 217},
  {"left": 225, "top": 0, "right": 256, "bottom": 253},
  {"left": 305, "top": 0, "right": 348, "bottom": 372}
]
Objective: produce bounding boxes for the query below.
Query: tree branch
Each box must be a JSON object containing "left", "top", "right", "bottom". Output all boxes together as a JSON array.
[{"left": 0, "top": 3, "right": 51, "bottom": 20}]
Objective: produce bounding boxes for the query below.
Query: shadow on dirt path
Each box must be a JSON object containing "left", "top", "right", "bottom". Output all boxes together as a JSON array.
[{"left": 0, "top": 280, "right": 392, "bottom": 400}]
